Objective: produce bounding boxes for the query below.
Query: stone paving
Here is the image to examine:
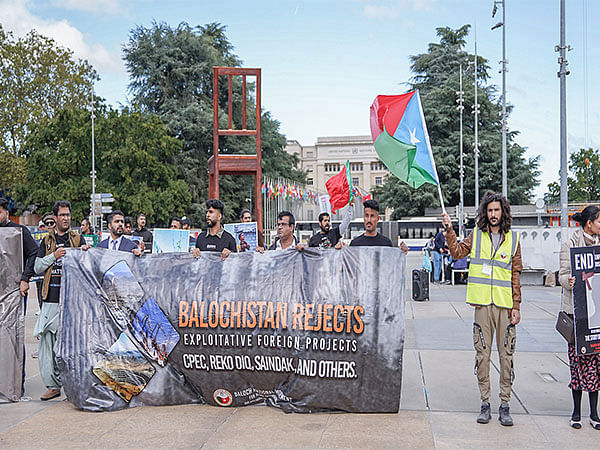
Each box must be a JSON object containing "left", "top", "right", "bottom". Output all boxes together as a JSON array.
[{"left": 1, "top": 254, "right": 598, "bottom": 449}]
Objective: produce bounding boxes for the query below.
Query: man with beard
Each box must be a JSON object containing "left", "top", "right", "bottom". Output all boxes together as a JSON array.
[
  {"left": 133, "top": 213, "right": 153, "bottom": 253},
  {"left": 350, "top": 200, "right": 408, "bottom": 252},
  {"left": 192, "top": 199, "right": 236, "bottom": 260},
  {"left": 309, "top": 200, "right": 354, "bottom": 249},
  {"left": 442, "top": 191, "right": 522, "bottom": 427},
  {"left": 34, "top": 200, "right": 90, "bottom": 400},
  {"left": 98, "top": 211, "right": 141, "bottom": 254}
]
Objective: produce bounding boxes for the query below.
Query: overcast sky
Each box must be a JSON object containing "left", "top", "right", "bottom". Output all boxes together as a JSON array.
[{"left": 1, "top": 0, "right": 597, "bottom": 201}]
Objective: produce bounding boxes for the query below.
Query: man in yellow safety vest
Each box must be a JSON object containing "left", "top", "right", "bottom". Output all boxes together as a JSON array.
[{"left": 442, "top": 191, "right": 522, "bottom": 427}]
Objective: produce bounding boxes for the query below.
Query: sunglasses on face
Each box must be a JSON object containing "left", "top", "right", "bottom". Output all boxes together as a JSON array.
[{"left": 44, "top": 220, "right": 55, "bottom": 226}]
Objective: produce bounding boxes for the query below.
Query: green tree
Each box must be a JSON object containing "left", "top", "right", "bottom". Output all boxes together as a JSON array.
[
  {"left": 545, "top": 147, "right": 600, "bottom": 204},
  {"left": 0, "top": 26, "right": 97, "bottom": 194},
  {"left": 373, "top": 25, "right": 540, "bottom": 217},
  {"left": 19, "top": 106, "right": 190, "bottom": 224},
  {"left": 123, "top": 22, "right": 303, "bottom": 224}
]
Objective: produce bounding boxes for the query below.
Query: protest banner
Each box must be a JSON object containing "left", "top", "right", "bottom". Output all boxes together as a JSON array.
[
  {"left": 0, "top": 228, "right": 24, "bottom": 402},
  {"left": 224, "top": 222, "right": 258, "bottom": 252},
  {"left": 56, "top": 247, "right": 406, "bottom": 413},
  {"left": 571, "top": 245, "right": 600, "bottom": 355},
  {"left": 152, "top": 229, "right": 190, "bottom": 253}
]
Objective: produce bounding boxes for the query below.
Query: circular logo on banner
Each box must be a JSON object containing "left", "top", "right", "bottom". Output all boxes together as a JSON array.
[
  {"left": 581, "top": 347, "right": 586, "bottom": 354},
  {"left": 213, "top": 389, "right": 233, "bottom": 407}
]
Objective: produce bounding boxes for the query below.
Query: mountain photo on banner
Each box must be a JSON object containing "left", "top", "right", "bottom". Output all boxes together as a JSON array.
[
  {"left": 370, "top": 90, "right": 439, "bottom": 189},
  {"left": 372, "top": 25, "right": 539, "bottom": 218},
  {"left": 325, "top": 161, "right": 354, "bottom": 214}
]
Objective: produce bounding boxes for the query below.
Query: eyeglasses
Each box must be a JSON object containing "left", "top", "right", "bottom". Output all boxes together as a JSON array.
[
  {"left": 44, "top": 220, "right": 55, "bottom": 226},
  {"left": 277, "top": 222, "right": 290, "bottom": 228}
]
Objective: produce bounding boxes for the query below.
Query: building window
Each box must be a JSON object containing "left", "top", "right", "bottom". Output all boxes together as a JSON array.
[
  {"left": 350, "top": 162, "right": 363, "bottom": 172},
  {"left": 307, "top": 177, "right": 313, "bottom": 185},
  {"left": 371, "top": 161, "right": 386, "bottom": 171},
  {"left": 352, "top": 177, "right": 359, "bottom": 186},
  {"left": 325, "top": 163, "right": 340, "bottom": 173},
  {"left": 306, "top": 151, "right": 313, "bottom": 157},
  {"left": 375, "top": 176, "right": 382, "bottom": 186},
  {"left": 307, "top": 210, "right": 314, "bottom": 220}
]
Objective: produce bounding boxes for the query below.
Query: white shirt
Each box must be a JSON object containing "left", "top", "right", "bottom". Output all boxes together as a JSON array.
[{"left": 109, "top": 235, "right": 123, "bottom": 250}]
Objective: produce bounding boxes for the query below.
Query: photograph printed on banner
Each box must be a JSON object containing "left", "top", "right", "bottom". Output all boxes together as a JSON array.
[
  {"left": 132, "top": 296, "right": 180, "bottom": 367},
  {"left": 101, "top": 261, "right": 145, "bottom": 327},
  {"left": 570, "top": 245, "right": 600, "bottom": 355},
  {"left": 224, "top": 222, "right": 258, "bottom": 252},
  {"left": 92, "top": 332, "right": 155, "bottom": 402}
]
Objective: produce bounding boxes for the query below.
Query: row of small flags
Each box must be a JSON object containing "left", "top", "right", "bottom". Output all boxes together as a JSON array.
[{"left": 261, "top": 180, "right": 318, "bottom": 204}]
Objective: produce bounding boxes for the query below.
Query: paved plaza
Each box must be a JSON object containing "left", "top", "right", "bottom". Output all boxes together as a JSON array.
[{"left": 1, "top": 254, "right": 598, "bottom": 449}]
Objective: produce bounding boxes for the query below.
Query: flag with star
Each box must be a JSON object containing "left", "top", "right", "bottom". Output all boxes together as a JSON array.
[{"left": 369, "top": 90, "right": 440, "bottom": 188}]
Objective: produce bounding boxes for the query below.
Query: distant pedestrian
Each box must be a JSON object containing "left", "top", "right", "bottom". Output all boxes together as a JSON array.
[
  {"left": 559, "top": 205, "right": 600, "bottom": 430},
  {"left": 443, "top": 191, "right": 522, "bottom": 426},
  {"left": 433, "top": 227, "right": 445, "bottom": 282}
]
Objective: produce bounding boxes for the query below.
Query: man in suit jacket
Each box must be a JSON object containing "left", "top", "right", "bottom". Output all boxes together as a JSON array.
[{"left": 98, "top": 210, "right": 141, "bottom": 255}]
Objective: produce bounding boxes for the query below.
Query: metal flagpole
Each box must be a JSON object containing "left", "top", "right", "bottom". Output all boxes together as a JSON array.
[
  {"left": 457, "top": 65, "right": 465, "bottom": 237},
  {"left": 90, "top": 88, "right": 96, "bottom": 233},
  {"left": 473, "top": 29, "right": 480, "bottom": 206}
]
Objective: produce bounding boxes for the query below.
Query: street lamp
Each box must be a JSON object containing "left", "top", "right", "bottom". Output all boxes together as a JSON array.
[{"left": 492, "top": 0, "right": 508, "bottom": 199}]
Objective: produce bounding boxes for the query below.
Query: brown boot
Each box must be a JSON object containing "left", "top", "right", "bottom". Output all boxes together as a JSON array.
[{"left": 40, "top": 388, "right": 61, "bottom": 401}]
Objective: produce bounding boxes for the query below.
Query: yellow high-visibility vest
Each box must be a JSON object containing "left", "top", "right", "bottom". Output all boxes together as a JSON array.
[{"left": 466, "top": 227, "right": 519, "bottom": 309}]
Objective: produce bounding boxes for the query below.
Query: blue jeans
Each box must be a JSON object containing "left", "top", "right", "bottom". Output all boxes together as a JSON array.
[{"left": 433, "top": 251, "right": 443, "bottom": 281}]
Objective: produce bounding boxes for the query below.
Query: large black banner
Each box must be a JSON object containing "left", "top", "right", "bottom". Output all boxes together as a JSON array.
[
  {"left": 0, "top": 228, "right": 24, "bottom": 403},
  {"left": 571, "top": 245, "right": 600, "bottom": 355},
  {"left": 57, "top": 247, "right": 406, "bottom": 413}
]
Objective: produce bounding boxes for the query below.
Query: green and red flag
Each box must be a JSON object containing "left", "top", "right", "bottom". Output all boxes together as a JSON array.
[
  {"left": 370, "top": 90, "right": 440, "bottom": 189},
  {"left": 325, "top": 160, "right": 354, "bottom": 213}
]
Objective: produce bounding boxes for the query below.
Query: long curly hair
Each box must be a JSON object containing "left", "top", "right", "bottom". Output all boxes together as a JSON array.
[{"left": 476, "top": 191, "right": 512, "bottom": 234}]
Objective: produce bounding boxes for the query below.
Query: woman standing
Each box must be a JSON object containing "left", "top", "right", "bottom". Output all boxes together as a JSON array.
[{"left": 559, "top": 205, "right": 600, "bottom": 429}]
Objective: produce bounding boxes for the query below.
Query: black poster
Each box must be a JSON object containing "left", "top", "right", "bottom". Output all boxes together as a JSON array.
[
  {"left": 570, "top": 245, "right": 600, "bottom": 355},
  {"left": 56, "top": 247, "right": 406, "bottom": 413}
]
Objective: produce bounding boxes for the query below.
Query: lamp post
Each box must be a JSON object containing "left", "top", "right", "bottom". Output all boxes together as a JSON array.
[
  {"left": 556, "top": 0, "right": 570, "bottom": 236},
  {"left": 90, "top": 89, "right": 97, "bottom": 233},
  {"left": 492, "top": 0, "right": 508, "bottom": 198},
  {"left": 456, "top": 65, "right": 465, "bottom": 238}
]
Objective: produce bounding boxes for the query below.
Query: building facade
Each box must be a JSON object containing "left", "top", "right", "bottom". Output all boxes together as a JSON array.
[{"left": 284, "top": 135, "right": 389, "bottom": 195}]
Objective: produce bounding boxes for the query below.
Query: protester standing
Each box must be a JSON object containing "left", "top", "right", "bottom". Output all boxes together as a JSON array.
[
  {"left": 133, "top": 213, "right": 153, "bottom": 252},
  {"left": 192, "top": 199, "right": 236, "bottom": 260},
  {"left": 309, "top": 201, "right": 354, "bottom": 249},
  {"left": 443, "top": 191, "right": 522, "bottom": 426},
  {"left": 80, "top": 218, "right": 92, "bottom": 235},
  {"left": 240, "top": 209, "right": 252, "bottom": 223},
  {"left": 170, "top": 217, "right": 182, "bottom": 229},
  {"left": 559, "top": 205, "right": 600, "bottom": 430},
  {"left": 98, "top": 211, "right": 141, "bottom": 255},
  {"left": 123, "top": 217, "right": 133, "bottom": 235},
  {"left": 349, "top": 200, "right": 408, "bottom": 253},
  {"left": 34, "top": 201, "right": 89, "bottom": 401},
  {"left": 0, "top": 197, "right": 39, "bottom": 397},
  {"left": 267, "top": 211, "right": 299, "bottom": 250}
]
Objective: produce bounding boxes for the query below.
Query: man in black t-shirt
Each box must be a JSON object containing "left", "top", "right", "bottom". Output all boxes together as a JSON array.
[
  {"left": 34, "top": 200, "right": 89, "bottom": 401},
  {"left": 309, "top": 201, "right": 354, "bottom": 249},
  {"left": 133, "top": 213, "right": 153, "bottom": 253},
  {"left": 192, "top": 199, "right": 236, "bottom": 260},
  {"left": 349, "top": 199, "right": 408, "bottom": 253}
]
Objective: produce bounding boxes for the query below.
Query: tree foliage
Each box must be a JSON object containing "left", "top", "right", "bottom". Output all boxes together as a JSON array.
[
  {"left": 373, "top": 25, "right": 540, "bottom": 217},
  {"left": 545, "top": 147, "right": 600, "bottom": 204},
  {"left": 0, "top": 25, "right": 97, "bottom": 195},
  {"left": 123, "top": 22, "right": 303, "bottom": 224},
  {"left": 18, "top": 106, "right": 190, "bottom": 224}
]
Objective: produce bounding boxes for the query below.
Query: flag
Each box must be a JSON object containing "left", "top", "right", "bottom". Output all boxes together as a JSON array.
[
  {"left": 370, "top": 90, "right": 439, "bottom": 189},
  {"left": 325, "top": 160, "right": 353, "bottom": 213}
]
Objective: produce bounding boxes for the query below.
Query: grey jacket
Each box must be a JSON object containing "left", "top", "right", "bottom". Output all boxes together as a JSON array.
[{"left": 559, "top": 228, "right": 594, "bottom": 314}]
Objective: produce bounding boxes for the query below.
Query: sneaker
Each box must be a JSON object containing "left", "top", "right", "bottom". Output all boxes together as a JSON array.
[
  {"left": 590, "top": 417, "right": 600, "bottom": 430},
  {"left": 499, "top": 403, "right": 513, "bottom": 426},
  {"left": 477, "top": 401, "right": 491, "bottom": 424},
  {"left": 570, "top": 416, "right": 582, "bottom": 429},
  {"left": 40, "top": 388, "right": 61, "bottom": 401}
]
